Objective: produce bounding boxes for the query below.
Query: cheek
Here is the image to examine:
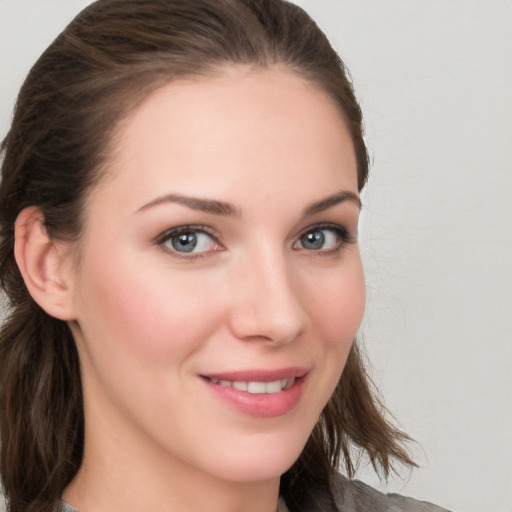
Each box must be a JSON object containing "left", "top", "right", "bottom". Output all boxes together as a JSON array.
[
  {"left": 290, "top": 255, "right": 365, "bottom": 436},
  {"left": 73, "top": 250, "right": 225, "bottom": 368},
  {"left": 306, "top": 257, "right": 365, "bottom": 351}
]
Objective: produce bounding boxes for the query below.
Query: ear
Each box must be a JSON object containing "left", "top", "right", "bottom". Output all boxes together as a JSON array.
[{"left": 14, "top": 206, "right": 77, "bottom": 321}]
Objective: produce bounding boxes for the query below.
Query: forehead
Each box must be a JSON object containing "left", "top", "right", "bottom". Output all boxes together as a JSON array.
[{"left": 90, "top": 67, "right": 358, "bottom": 213}]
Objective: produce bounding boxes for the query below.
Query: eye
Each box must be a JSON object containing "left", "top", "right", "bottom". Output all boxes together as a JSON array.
[
  {"left": 158, "top": 226, "right": 221, "bottom": 255},
  {"left": 294, "top": 225, "right": 353, "bottom": 252}
]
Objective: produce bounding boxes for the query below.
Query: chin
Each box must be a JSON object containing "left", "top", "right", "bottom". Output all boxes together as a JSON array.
[{"left": 199, "top": 430, "right": 311, "bottom": 484}]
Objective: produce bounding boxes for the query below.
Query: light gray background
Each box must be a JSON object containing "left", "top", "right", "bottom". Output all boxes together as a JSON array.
[{"left": 1, "top": 1, "right": 511, "bottom": 512}]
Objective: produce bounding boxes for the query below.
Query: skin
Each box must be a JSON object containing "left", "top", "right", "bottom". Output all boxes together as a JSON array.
[{"left": 59, "top": 67, "right": 366, "bottom": 512}]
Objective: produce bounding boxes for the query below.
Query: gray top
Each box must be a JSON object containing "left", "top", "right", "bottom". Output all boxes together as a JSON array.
[
  {"left": 328, "top": 474, "right": 451, "bottom": 511},
  {"left": 60, "top": 474, "right": 451, "bottom": 512}
]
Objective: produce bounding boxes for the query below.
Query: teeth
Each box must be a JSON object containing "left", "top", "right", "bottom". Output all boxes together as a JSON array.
[
  {"left": 264, "top": 380, "right": 282, "bottom": 394},
  {"left": 207, "top": 377, "right": 296, "bottom": 394},
  {"left": 248, "top": 381, "right": 267, "bottom": 393},
  {"left": 232, "top": 381, "right": 248, "bottom": 391}
]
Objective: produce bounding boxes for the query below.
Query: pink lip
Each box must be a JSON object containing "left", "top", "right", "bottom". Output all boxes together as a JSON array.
[{"left": 200, "top": 367, "right": 308, "bottom": 419}]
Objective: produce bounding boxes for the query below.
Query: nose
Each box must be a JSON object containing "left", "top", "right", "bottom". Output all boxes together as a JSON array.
[{"left": 226, "top": 248, "right": 308, "bottom": 346}]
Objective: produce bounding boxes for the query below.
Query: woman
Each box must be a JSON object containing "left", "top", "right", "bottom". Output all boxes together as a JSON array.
[{"left": 0, "top": 1, "right": 450, "bottom": 511}]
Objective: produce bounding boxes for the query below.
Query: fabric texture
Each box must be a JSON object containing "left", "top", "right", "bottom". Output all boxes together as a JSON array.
[
  {"left": 327, "top": 473, "right": 451, "bottom": 511},
  {"left": 60, "top": 474, "right": 451, "bottom": 512}
]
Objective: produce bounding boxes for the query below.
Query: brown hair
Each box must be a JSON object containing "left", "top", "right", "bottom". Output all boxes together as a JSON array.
[{"left": 0, "top": 1, "right": 414, "bottom": 511}]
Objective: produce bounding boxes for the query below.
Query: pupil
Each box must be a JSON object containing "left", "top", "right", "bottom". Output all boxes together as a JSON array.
[
  {"left": 172, "top": 233, "right": 197, "bottom": 252},
  {"left": 303, "top": 230, "right": 324, "bottom": 250}
]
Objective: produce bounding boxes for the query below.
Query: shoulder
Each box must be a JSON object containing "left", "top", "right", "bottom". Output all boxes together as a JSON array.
[
  {"left": 0, "top": 495, "right": 78, "bottom": 512},
  {"left": 328, "top": 473, "right": 452, "bottom": 512},
  {"left": 61, "top": 502, "right": 78, "bottom": 512}
]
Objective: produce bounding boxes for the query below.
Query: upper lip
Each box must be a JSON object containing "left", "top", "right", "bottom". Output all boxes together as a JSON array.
[{"left": 201, "top": 367, "right": 308, "bottom": 382}]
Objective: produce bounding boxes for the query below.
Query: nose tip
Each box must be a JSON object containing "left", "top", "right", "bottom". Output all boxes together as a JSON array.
[
  {"left": 229, "top": 304, "right": 305, "bottom": 345},
  {"left": 227, "top": 259, "right": 307, "bottom": 345}
]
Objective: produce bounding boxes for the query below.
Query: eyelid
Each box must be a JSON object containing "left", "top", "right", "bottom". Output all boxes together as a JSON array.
[
  {"left": 155, "top": 224, "right": 224, "bottom": 258},
  {"left": 153, "top": 222, "right": 356, "bottom": 259},
  {"left": 293, "top": 222, "right": 357, "bottom": 252}
]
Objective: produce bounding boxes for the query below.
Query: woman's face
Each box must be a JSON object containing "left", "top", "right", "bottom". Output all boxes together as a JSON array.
[{"left": 67, "top": 68, "right": 365, "bottom": 484}]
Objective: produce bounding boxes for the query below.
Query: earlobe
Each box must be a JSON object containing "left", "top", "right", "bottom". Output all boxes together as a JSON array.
[{"left": 14, "top": 206, "right": 77, "bottom": 321}]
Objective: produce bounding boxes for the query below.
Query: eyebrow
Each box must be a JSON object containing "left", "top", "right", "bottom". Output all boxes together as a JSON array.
[
  {"left": 136, "top": 190, "right": 360, "bottom": 217},
  {"left": 137, "top": 194, "right": 240, "bottom": 216},
  {"left": 303, "top": 190, "right": 361, "bottom": 215}
]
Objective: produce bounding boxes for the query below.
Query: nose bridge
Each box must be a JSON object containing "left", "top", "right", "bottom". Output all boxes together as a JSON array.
[{"left": 228, "top": 242, "right": 306, "bottom": 344}]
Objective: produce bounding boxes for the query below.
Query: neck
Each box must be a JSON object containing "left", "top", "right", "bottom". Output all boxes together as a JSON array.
[
  {"left": 64, "top": 469, "right": 280, "bottom": 512},
  {"left": 62, "top": 406, "right": 281, "bottom": 512}
]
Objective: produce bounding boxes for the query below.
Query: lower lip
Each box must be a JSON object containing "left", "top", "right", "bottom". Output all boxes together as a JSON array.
[{"left": 201, "top": 376, "right": 306, "bottom": 418}]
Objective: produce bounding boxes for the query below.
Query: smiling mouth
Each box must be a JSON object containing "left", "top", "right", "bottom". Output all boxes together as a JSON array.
[
  {"left": 203, "top": 376, "right": 296, "bottom": 394},
  {"left": 200, "top": 369, "right": 307, "bottom": 417}
]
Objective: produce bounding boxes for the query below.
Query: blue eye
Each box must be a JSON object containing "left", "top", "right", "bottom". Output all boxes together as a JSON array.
[
  {"left": 159, "top": 228, "right": 220, "bottom": 254},
  {"left": 294, "top": 225, "right": 351, "bottom": 252}
]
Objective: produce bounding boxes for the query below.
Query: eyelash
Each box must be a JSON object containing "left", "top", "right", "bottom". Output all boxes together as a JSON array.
[
  {"left": 293, "top": 223, "right": 356, "bottom": 256},
  {"left": 155, "top": 224, "right": 222, "bottom": 260},
  {"left": 155, "top": 222, "right": 356, "bottom": 259}
]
